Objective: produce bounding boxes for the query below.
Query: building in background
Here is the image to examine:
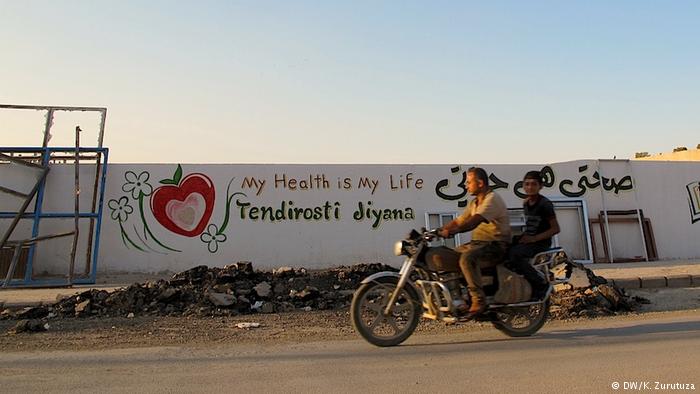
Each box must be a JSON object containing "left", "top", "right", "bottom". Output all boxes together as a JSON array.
[{"left": 634, "top": 145, "right": 700, "bottom": 161}]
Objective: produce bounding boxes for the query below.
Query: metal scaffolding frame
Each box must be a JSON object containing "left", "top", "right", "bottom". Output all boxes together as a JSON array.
[
  {"left": 0, "top": 104, "right": 109, "bottom": 287},
  {"left": 597, "top": 159, "right": 649, "bottom": 263}
]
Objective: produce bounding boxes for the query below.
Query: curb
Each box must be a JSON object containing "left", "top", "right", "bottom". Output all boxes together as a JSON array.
[{"left": 611, "top": 275, "right": 699, "bottom": 289}]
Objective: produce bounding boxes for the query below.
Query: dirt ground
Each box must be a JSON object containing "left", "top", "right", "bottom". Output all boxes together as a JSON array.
[
  {"left": 0, "top": 308, "right": 504, "bottom": 352},
  {"left": 1, "top": 287, "right": 698, "bottom": 353}
]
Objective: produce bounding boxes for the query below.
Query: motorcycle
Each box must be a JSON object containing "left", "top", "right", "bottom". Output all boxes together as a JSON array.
[{"left": 351, "top": 228, "right": 572, "bottom": 347}]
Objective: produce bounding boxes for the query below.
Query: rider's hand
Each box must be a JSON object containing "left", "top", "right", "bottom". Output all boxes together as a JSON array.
[
  {"left": 438, "top": 227, "right": 450, "bottom": 238},
  {"left": 519, "top": 234, "right": 536, "bottom": 244}
]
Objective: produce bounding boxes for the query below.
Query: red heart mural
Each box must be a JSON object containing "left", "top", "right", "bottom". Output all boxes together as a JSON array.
[{"left": 150, "top": 173, "right": 215, "bottom": 237}]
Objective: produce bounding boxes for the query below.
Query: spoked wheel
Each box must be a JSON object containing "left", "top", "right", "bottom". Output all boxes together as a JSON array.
[
  {"left": 491, "top": 299, "right": 549, "bottom": 337},
  {"left": 351, "top": 276, "right": 422, "bottom": 347}
]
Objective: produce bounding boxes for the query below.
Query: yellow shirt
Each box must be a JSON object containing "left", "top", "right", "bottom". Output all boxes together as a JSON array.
[{"left": 456, "top": 190, "right": 512, "bottom": 242}]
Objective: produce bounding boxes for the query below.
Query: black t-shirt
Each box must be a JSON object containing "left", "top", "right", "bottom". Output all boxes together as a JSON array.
[{"left": 523, "top": 195, "right": 556, "bottom": 247}]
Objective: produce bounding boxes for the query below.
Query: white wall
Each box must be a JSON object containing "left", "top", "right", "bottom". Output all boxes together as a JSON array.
[{"left": 3, "top": 160, "right": 700, "bottom": 274}]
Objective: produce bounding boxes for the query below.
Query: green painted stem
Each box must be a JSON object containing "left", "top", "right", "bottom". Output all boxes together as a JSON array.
[
  {"left": 139, "top": 193, "right": 181, "bottom": 252},
  {"left": 133, "top": 224, "right": 165, "bottom": 254},
  {"left": 119, "top": 220, "right": 144, "bottom": 251},
  {"left": 217, "top": 190, "right": 246, "bottom": 235}
]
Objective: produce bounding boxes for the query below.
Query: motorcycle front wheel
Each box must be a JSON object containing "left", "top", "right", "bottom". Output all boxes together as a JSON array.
[
  {"left": 491, "top": 299, "right": 549, "bottom": 337},
  {"left": 351, "top": 276, "right": 422, "bottom": 347}
]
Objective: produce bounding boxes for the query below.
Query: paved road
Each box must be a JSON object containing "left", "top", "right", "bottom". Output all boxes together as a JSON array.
[{"left": 1, "top": 311, "right": 698, "bottom": 393}]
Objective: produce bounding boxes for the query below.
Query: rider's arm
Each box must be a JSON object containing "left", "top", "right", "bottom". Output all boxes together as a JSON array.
[
  {"left": 520, "top": 216, "right": 560, "bottom": 243},
  {"left": 440, "top": 194, "right": 502, "bottom": 238},
  {"left": 439, "top": 214, "right": 486, "bottom": 237}
]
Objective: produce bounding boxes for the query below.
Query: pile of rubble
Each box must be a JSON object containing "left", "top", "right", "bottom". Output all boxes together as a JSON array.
[
  {"left": 1, "top": 260, "right": 646, "bottom": 332},
  {"left": 548, "top": 261, "right": 647, "bottom": 319},
  {"left": 2, "top": 262, "right": 396, "bottom": 326}
]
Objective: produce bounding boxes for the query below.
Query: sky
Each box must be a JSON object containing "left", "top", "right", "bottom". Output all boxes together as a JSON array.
[{"left": 1, "top": 1, "right": 699, "bottom": 164}]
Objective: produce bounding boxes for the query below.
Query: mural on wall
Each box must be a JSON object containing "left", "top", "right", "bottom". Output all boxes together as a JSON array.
[
  {"left": 108, "top": 165, "right": 245, "bottom": 253},
  {"left": 150, "top": 166, "right": 215, "bottom": 237},
  {"left": 109, "top": 167, "right": 423, "bottom": 254},
  {"left": 687, "top": 181, "right": 700, "bottom": 223},
  {"left": 233, "top": 172, "right": 418, "bottom": 229},
  {"left": 434, "top": 164, "right": 634, "bottom": 207},
  {"left": 107, "top": 163, "right": 639, "bottom": 255},
  {"left": 557, "top": 165, "right": 633, "bottom": 197},
  {"left": 108, "top": 170, "right": 181, "bottom": 253}
]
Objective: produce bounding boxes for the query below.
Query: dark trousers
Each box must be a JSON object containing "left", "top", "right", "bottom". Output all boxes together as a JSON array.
[{"left": 507, "top": 241, "right": 549, "bottom": 287}]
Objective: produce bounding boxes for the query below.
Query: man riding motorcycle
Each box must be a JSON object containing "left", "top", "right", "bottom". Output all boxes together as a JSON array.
[{"left": 438, "top": 167, "right": 512, "bottom": 318}]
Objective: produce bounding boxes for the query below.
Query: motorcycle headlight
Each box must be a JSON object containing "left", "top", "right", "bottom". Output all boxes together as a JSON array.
[{"left": 393, "top": 241, "right": 404, "bottom": 256}]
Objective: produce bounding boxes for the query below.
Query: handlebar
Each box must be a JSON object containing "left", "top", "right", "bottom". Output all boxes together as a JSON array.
[{"left": 420, "top": 227, "right": 440, "bottom": 241}]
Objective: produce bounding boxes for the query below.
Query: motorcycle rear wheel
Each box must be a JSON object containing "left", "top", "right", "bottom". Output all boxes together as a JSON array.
[
  {"left": 351, "top": 276, "right": 422, "bottom": 347},
  {"left": 491, "top": 299, "right": 549, "bottom": 337}
]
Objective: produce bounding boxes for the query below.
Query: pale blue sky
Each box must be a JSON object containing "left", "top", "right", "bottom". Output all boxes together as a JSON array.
[{"left": 1, "top": 1, "right": 699, "bottom": 163}]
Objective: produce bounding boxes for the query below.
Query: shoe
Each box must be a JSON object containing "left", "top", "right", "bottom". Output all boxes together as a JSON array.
[
  {"left": 465, "top": 287, "right": 487, "bottom": 318},
  {"left": 455, "top": 302, "right": 470, "bottom": 316}
]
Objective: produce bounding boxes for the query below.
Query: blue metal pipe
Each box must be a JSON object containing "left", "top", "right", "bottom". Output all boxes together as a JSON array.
[
  {"left": 90, "top": 148, "right": 109, "bottom": 284},
  {"left": 1, "top": 146, "right": 110, "bottom": 286}
]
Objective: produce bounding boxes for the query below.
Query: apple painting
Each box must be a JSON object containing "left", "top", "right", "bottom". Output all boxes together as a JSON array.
[{"left": 150, "top": 165, "right": 215, "bottom": 237}]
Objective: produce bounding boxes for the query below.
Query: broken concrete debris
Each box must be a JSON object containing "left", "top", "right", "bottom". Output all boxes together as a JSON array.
[
  {"left": 206, "top": 291, "right": 236, "bottom": 307},
  {"left": 253, "top": 282, "right": 271, "bottom": 298},
  {"left": 235, "top": 322, "right": 260, "bottom": 329},
  {"left": 548, "top": 261, "right": 645, "bottom": 319},
  {"left": 260, "top": 302, "right": 275, "bottom": 314},
  {"left": 0, "top": 263, "right": 395, "bottom": 324},
  {"left": 0, "top": 261, "right": 644, "bottom": 330},
  {"left": 74, "top": 300, "right": 90, "bottom": 316},
  {"left": 11, "top": 319, "right": 49, "bottom": 334},
  {"left": 15, "top": 306, "right": 49, "bottom": 320}
]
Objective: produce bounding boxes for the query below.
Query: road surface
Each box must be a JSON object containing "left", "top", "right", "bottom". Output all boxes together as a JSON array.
[{"left": 1, "top": 310, "right": 698, "bottom": 393}]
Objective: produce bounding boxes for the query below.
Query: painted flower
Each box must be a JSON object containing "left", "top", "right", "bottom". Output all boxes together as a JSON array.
[
  {"left": 200, "top": 224, "right": 227, "bottom": 253},
  {"left": 122, "top": 171, "right": 153, "bottom": 199},
  {"left": 108, "top": 196, "right": 134, "bottom": 222}
]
